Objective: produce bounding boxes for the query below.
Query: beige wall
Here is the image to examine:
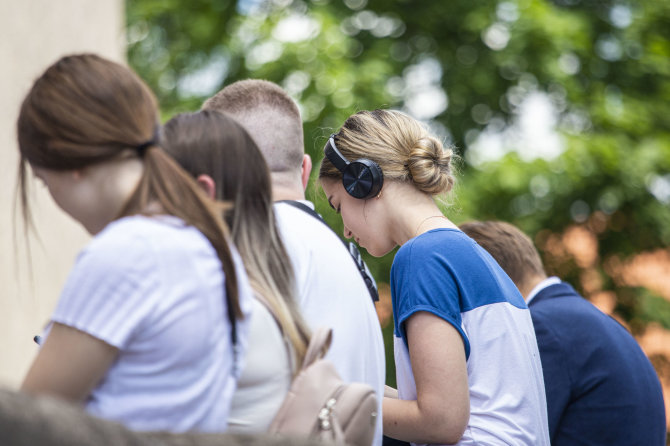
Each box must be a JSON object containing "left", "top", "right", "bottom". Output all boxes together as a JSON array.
[{"left": 0, "top": 0, "right": 124, "bottom": 387}]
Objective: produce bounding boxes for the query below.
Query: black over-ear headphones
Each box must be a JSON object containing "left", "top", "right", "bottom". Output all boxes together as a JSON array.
[{"left": 324, "top": 134, "right": 384, "bottom": 199}]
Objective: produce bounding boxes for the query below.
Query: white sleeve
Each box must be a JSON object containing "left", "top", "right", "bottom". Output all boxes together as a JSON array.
[{"left": 50, "top": 231, "right": 158, "bottom": 350}]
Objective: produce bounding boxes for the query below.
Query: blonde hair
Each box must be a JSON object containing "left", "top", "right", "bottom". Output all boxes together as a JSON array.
[{"left": 319, "top": 109, "right": 454, "bottom": 196}]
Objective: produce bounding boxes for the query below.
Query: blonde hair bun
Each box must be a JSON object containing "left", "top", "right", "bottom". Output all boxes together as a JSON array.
[
  {"left": 407, "top": 135, "right": 454, "bottom": 195},
  {"left": 318, "top": 109, "right": 456, "bottom": 197}
]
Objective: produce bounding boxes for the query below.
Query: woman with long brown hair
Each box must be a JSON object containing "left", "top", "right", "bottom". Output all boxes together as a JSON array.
[
  {"left": 16, "top": 54, "right": 253, "bottom": 432},
  {"left": 162, "top": 110, "right": 311, "bottom": 433}
]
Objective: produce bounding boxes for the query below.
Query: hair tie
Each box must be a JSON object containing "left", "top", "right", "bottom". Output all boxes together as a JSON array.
[
  {"left": 136, "top": 126, "right": 160, "bottom": 157},
  {"left": 136, "top": 140, "right": 154, "bottom": 156}
]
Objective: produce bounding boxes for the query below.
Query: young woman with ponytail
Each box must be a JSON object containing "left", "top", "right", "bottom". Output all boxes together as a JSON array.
[
  {"left": 17, "top": 54, "right": 253, "bottom": 433},
  {"left": 319, "top": 109, "right": 550, "bottom": 446},
  {"left": 162, "top": 110, "right": 311, "bottom": 433}
]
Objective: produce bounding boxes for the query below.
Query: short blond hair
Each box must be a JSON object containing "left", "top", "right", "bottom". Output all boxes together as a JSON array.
[
  {"left": 319, "top": 109, "right": 455, "bottom": 196},
  {"left": 203, "top": 80, "right": 304, "bottom": 177}
]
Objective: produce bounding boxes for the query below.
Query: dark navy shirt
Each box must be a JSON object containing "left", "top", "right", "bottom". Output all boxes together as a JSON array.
[{"left": 529, "top": 281, "right": 666, "bottom": 445}]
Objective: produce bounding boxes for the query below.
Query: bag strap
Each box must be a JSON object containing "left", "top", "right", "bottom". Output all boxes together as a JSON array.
[
  {"left": 228, "top": 293, "right": 240, "bottom": 377},
  {"left": 301, "top": 327, "right": 333, "bottom": 369},
  {"left": 277, "top": 200, "right": 379, "bottom": 303}
]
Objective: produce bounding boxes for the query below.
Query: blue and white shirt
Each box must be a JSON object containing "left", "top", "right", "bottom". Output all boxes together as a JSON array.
[{"left": 391, "top": 229, "right": 550, "bottom": 446}]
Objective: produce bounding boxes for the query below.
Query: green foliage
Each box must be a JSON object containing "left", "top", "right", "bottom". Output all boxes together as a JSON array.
[
  {"left": 127, "top": 0, "right": 670, "bottom": 388},
  {"left": 618, "top": 287, "right": 670, "bottom": 335}
]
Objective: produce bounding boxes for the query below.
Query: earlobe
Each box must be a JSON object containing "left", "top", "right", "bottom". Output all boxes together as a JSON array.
[
  {"left": 196, "top": 174, "right": 217, "bottom": 199},
  {"left": 301, "top": 154, "right": 312, "bottom": 191}
]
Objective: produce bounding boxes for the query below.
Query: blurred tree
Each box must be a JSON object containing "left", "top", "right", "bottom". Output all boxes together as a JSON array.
[{"left": 127, "top": 0, "right": 670, "bottom": 389}]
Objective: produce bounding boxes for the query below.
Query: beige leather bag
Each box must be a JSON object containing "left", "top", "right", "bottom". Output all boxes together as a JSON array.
[{"left": 267, "top": 327, "right": 378, "bottom": 446}]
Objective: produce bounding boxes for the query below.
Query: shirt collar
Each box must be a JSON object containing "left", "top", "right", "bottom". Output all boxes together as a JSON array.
[
  {"left": 276, "top": 199, "right": 314, "bottom": 209},
  {"left": 526, "top": 276, "right": 561, "bottom": 304},
  {"left": 296, "top": 199, "right": 315, "bottom": 209}
]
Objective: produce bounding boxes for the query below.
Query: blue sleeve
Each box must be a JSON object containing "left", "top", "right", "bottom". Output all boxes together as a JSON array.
[{"left": 391, "top": 240, "right": 470, "bottom": 358}]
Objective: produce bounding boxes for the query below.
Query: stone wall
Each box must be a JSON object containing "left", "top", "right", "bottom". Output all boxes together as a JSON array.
[{"left": 0, "top": 0, "right": 124, "bottom": 387}]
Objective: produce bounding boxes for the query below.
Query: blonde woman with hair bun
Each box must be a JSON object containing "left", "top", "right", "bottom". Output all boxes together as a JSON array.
[{"left": 319, "top": 109, "right": 550, "bottom": 446}]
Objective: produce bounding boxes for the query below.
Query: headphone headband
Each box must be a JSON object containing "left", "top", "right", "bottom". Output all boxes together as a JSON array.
[{"left": 324, "top": 134, "right": 349, "bottom": 172}]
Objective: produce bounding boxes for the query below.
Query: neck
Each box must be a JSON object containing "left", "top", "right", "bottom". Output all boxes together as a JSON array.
[
  {"left": 272, "top": 184, "right": 305, "bottom": 202},
  {"left": 519, "top": 275, "right": 547, "bottom": 301},
  {"left": 381, "top": 182, "right": 457, "bottom": 246},
  {"left": 86, "top": 156, "right": 144, "bottom": 234},
  {"left": 271, "top": 172, "right": 306, "bottom": 202}
]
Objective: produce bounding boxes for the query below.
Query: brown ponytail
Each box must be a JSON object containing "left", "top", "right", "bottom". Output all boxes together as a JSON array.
[
  {"left": 119, "top": 145, "right": 241, "bottom": 318},
  {"left": 17, "top": 54, "right": 240, "bottom": 317}
]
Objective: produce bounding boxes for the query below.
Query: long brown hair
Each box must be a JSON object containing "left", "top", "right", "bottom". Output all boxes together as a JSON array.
[
  {"left": 16, "top": 54, "right": 241, "bottom": 318},
  {"left": 162, "top": 110, "right": 310, "bottom": 368}
]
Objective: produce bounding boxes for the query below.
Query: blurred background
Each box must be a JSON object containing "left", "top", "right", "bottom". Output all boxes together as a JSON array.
[
  {"left": 126, "top": 0, "right": 670, "bottom": 423},
  {"left": 3, "top": 0, "right": 670, "bottom": 437},
  {"left": 0, "top": 0, "right": 121, "bottom": 394}
]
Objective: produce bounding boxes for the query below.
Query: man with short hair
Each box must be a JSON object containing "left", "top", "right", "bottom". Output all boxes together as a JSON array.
[
  {"left": 202, "top": 80, "right": 309, "bottom": 201},
  {"left": 203, "top": 80, "right": 385, "bottom": 446},
  {"left": 460, "top": 220, "right": 666, "bottom": 445}
]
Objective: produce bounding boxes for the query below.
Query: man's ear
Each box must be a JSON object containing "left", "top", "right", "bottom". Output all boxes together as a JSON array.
[
  {"left": 196, "top": 174, "right": 217, "bottom": 199},
  {"left": 301, "top": 154, "right": 312, "bottom": 191}
]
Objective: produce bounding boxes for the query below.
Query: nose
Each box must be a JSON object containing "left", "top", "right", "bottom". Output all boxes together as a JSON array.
[{"left": 343, "top": 225, "right": 353, "bottom": 239}]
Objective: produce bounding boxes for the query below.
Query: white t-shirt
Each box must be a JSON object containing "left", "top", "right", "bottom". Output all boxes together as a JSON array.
[
  {"left": 47, "top": 215, "right": 253, "bottom": 433},
  {"left": 227, "top": 296, "right": 292, "bottom": 433},
  {"left": 274, "top": 201, "right": 385, "bottom": 446}
]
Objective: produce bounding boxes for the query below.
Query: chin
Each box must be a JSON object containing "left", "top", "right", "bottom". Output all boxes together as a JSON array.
[{"left": 364, "top": 244, "right": 396, "bottom": 258}]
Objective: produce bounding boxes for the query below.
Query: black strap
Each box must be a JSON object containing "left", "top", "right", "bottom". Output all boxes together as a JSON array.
[
  {"left": 278, "top": 200, "right": 379, "bottom": 303},
  {"left": 229, "top": 305, "right": 239, "bottom": 377}
]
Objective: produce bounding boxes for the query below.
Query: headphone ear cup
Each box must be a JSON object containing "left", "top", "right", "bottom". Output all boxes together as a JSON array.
[{"left": 342, "top": 159, "right": 384, "bottom": 199}]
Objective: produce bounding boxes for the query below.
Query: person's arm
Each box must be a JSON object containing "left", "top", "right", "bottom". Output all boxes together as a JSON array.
[
  {"left": 383, "top": 311, "right": 469, "bottom": 444},
  {"left": 21, "top": 322, "right": 118, "bottom": 403}
]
